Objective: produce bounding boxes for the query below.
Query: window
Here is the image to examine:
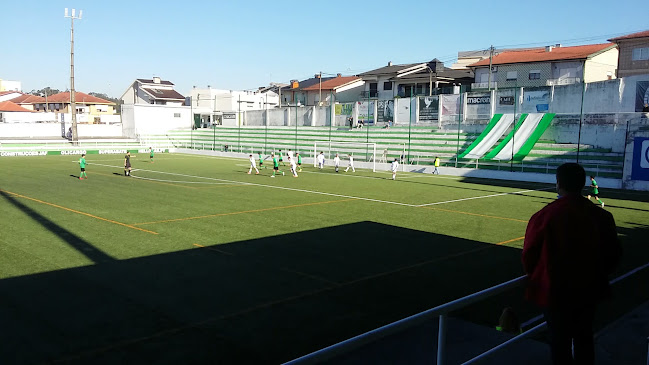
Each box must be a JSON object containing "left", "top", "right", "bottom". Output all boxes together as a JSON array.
[
  {"left": 632, "top": 47, "right": 649, "bottom": 61},
  {"left": 383, "top": 82, "right": 392, "bottom": 91},
  {"left": 96, "top": 105, "right": 108, "bottom": 112},
  {"left": 369, "top": 82, "right": 378, "bottom": 91},
  {"left": 529, "top": 70, "right": 541, "bottom": 80},
  {"left": 506, "top": 71, "right": 518, "bottom": 81},
  {"left": 174, "top": 113, "right": 181, "bottom": 118}
]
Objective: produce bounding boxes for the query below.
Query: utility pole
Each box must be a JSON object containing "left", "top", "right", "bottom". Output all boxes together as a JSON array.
[
  {"left": 65, "top": 8, "right": 82, "bottom": 144},
  {"left": 487, "top": 45, "right": 495, "bottom": 91},
  {"left": 44, "top": 88, "right": 49, "bottom": 112},
  {"left": 318, "top": 72, "right": 322, "bottom": 106}
]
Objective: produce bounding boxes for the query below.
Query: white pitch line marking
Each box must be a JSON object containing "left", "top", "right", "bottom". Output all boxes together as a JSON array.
[
  {"left": 84, "top": 161, "right": 552, "bottom": 208},
  {"left": 415, "top": 187, "right": 554, "bottom": 207},
  {"left": 85, "top": 162, "right": 415, "bottom": 207},
  {"left": 130, "top": 175, "right": 243, "bottom": 185}
]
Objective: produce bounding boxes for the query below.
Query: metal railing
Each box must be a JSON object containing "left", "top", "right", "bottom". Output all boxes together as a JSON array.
[
  {"left": 471, "top": 81, "right": 498, "bottom": 90},
  {"left": 360, "top": 91, "right": 379, "bottom": 98},
  {"left": 283, "top": 276, "right": 526, "bottom": 365},
  {"left": 284, "top": 262, "right": 649, "bottom": 365},
  {"left": 546, "top": 77, "right": 581, "bottom": 86}
]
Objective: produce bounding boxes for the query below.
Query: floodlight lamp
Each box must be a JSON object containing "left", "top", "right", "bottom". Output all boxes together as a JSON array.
[
  {"left": 78, "top": 10, "right": 83, "bottom": 19},
  {"left": 65, "top": 8, "right": 68, "bottom": 17},
  {"left": 72, "top": 9, "right": 76, "bottom": 17}
]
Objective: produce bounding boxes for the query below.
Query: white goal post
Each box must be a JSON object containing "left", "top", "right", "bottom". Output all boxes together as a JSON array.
[{"left": 313, "top": 141, "right": 377, "bottom": 172}]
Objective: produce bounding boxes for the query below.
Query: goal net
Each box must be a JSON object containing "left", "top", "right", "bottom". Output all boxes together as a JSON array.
[{"left": 313, "top": 141, "right": 377, "bottom": 172}]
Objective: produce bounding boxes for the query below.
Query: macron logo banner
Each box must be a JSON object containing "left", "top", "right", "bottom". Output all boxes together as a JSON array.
[{"left": 631, "top": 137, "right": 649, "bottom": 181}]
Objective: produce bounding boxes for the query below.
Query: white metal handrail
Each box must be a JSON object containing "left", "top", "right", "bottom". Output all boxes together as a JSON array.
[
  {"left": 282, "top": 276, "right": 526, "bottom": 365},
  {"left": 285, "top": 262, "right": 649, "bottom": 365}
]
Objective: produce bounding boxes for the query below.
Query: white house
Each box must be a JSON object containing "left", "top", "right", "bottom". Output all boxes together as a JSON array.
[
  {"left": 120, "top": 77, "right": 190, "bottom": 136},
  {"left": 188, "top": 88, "right": 280, "bottom": 127},
  {"left": 0, "top": 90, "right": 23, "bottom": 102}
]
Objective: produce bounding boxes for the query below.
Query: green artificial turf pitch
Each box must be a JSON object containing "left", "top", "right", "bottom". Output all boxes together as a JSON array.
[{"left": 0, "top": 152, "right": 648, "bottom": 364}]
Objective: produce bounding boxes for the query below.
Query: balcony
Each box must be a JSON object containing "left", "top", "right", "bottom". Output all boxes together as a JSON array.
[
  {"left": 471, "top": 81, "right": 497, "bottom": 90},
  {"left": 360, "top": 91, "right": 378, "bottom": 98},
  {"left": 546, "top": 77, "right": 581, "bottom": 86}
]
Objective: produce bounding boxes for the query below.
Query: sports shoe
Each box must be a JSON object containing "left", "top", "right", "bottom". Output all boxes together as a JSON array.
[
  {"left": 282, "top": 171, "right": 285, "bottom": 176},
  {"left": 601, "top": 202, "right": 605, "bottom": 208},
  {"left": 270, "top": 175, "right": 275, "bottom": 178}
]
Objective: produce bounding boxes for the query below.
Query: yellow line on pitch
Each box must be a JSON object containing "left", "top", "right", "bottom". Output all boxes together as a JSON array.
[
  {"left": 495, "top": 236, "right": 525, "bottom": 246},
  {"left": 420, "top": 205, "right": 529, "bottom": 223},
  {"left": 0, "top": 189, "right": 158, "bottom": 235},
  {"left": 133, "top": 198, "right": 357, "bottom": 226}
]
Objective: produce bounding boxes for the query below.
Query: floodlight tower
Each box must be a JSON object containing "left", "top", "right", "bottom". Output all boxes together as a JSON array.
[{"left": 64, "top": 8, "right": 82, "bottom": 143}]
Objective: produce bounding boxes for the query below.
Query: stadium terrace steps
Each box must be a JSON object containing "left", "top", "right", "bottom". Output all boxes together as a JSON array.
[{"left": 141, "top": 126, "right": 624, "bottom": 178}]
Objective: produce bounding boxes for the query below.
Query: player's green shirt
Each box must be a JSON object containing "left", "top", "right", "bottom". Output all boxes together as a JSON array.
[
  {"left": 150, "top": 149, "right": 154, "bottom": 157},
  {"left": 298, "top": 155, "right": 302, "bottom": 164},
  {"left": 258, "top": 154, "right": 263, "bottom": 162},
  {"left": 278, "top": 152, "right": 283, "bottom": 159},
  {"left": 79, "top": 157, "right": 86, "bottom": 168},
  {"left": 273, "top": 157, "right": 279, "bottom": 168},
  {"left": 591, "top": 179, "right": 599, "bottom": 194}
]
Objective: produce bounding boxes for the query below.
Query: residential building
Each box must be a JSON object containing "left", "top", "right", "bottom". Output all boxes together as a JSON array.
[
  {"left": 608, "top": 30, "right": 649, "bottom": 78},
  {"left": 450, "top": 47, "right": 543, "bottom": 70},
  {"left": 257, "top": 83, "right": 290, "bottom": 106},
  {"left": 36, "top": 91, "right": 116, "bottom": 116},
  {"left": 0, "top": 101, "right": 34, "bottom": 123},
  {"left": 300, "top": 74, "right": 364, "bottom": 105},
  {"left": 0, "top": 79, "right": 21, "bottom": 92},
  {"left": 357, "top": 60, "right": 473, "bottom": 99},
  {"left": 121, "top": 77, "right": 186, "bottom": 106},
  {"left": 469, "top": 43, "right": 618, "bottom": 89},
  {"left": 120, "top": 77, "right": 190, "bottom": 136},
  {"left": 0, "top": 90, "right": 24, "bottom": 102},
  {"left": 188, "top": 87, "right": 279, "bottom": 126},
  {"left": 283, "top": 76, "right": 335, "bottom": 106},
  {"left": 7, "top": 94, "right": 46, "bottom": 111}
]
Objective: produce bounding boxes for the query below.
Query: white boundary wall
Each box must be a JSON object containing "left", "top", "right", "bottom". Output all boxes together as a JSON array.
[{"left": 0, "top": 122, "right": 124, "bottom": 138}]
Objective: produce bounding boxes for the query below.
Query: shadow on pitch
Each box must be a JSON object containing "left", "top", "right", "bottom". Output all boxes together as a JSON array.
[
  {"left": 0, "top": 190, "right": 114, "bottom": 264},
  {"left": 0, "top": 221, "right": 528, "bottom": 365},
  {"left": 1, "top": 220, "right": 646, "bottom": 365}
]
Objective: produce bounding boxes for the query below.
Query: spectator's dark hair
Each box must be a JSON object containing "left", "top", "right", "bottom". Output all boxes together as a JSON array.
[{"left": 556, "top": 163, "right": 586, "bottom": 193}]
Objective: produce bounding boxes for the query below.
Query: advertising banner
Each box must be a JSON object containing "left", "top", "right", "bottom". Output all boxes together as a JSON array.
[
  {"left": 358, "top": 101, "right": 374, "bottom": 123},
  {"left": 418, "top": 96, "right": 439, "bottom": 121},
  {"left": 631, "top": 137, "right": 649, "bottom": 181},
  {"left": 522, "top": 89, "right": 550, "bottom": 113},
  {"left": 377, "top": 100, "right": 394, "bottom": 123},
  {"left": 636, "top": 81, "right": 649, "bottom": 112},
  {"left": 335, "top": 103, "right": 353, "bottom": 116}
]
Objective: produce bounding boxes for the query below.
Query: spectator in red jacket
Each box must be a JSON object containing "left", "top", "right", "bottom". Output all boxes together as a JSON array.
[{"left": 522, "top": 163, "right": 621, "bottom": 365}]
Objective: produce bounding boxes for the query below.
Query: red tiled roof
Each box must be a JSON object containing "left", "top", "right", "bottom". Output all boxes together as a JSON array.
[
  {"left": 9, "top": 94, "right": 46, "bottom": 104},
  {"left": 470, "top": 43, "right": 616, "bottom": 67},
  {"left": 302, "top": 76, "right": 361, "bottom": 91},
  {"left": 0, "top": 101, "right": 35, "bottom": 112},
  {"left": 46, "top": 91, "right": 115, "bottom": 105},
  {"left": 608, "top": 30, "right": 649, "bottom": 42},
  {"left": 141, "top": 88, "right": 185, "bottom": 100}
]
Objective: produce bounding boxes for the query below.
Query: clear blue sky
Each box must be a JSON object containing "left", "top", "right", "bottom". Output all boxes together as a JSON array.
[{"left": 1, "top": 0, "right": 647, "bottom": 98}]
